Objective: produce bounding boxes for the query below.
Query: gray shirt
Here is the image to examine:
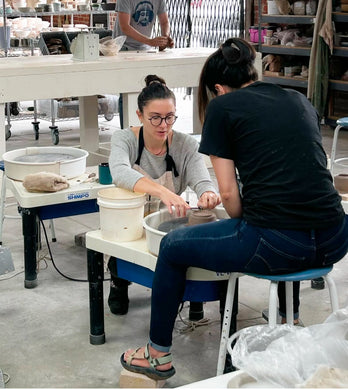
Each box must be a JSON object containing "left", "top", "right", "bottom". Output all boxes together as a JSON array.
[
  {"left": 113, "top": 0, "right": 167, "bottom": 51},
  {"left": 109, "top": 128, "right": 217, "bottom": 198}
]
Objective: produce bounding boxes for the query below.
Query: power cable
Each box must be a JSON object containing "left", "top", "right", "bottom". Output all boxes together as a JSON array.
[{"left": 39, "top": 219, "right": 111, "bottom": 283}]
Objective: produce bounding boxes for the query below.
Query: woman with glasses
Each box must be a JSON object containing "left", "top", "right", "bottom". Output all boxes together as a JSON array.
[
  {"left": 108, "top": 74, "right": 220, "bottom": 315},
  {"left": 119, "top": 38, "right": 348, "bottom": 381}
]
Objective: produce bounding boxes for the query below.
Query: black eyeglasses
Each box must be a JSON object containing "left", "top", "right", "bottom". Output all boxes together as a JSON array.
[{"left": 148, "top": 114, "right": 178, "bottom": 126}]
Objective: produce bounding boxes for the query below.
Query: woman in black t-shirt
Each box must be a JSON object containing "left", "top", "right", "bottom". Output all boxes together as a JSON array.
[{"left": 119, "top": 38, "right": 348, "bottom": 381}]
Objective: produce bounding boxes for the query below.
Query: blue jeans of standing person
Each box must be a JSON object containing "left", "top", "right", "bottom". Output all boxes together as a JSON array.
[{"left": 148, "top": 215, "right": 348, "bottom": 352}]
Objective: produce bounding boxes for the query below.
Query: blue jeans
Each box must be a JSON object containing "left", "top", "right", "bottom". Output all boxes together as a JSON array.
[{"left": 149, "top": 215, "right": 348, "bottom": 352}]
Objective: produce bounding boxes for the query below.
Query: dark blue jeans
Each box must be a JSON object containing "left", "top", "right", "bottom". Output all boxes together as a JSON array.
[{"left": 149, "top": 215, "right": 348, "bottom": 352}]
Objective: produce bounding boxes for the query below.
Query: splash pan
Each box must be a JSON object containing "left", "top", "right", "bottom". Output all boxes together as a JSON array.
[
  {"left": 3, "top": 146, "right": 89, "bottom": 181},
  {"left": 143, "top": 207, "right": 228, "bottom": 256}
]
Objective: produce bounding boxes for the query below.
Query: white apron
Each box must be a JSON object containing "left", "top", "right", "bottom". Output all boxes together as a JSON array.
[{"left": 133, "top": 127, "right": 179, "bottom": 214}]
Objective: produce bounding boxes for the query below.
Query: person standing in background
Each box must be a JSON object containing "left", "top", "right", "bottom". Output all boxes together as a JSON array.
[{"left": 113, "top": 0, "right": 174, "bottom": 128}]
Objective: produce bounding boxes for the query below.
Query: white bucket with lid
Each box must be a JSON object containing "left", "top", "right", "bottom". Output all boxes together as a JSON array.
[{"left": 97, "top": 188, "right": 146, "bottom": 242}]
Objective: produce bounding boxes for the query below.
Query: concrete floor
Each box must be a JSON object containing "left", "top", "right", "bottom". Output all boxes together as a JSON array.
[{"left": 1, "top": 97, "right": 348, "bottom": 388}]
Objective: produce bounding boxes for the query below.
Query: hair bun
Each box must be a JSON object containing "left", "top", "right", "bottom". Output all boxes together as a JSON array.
[
  {"left": 221, "top": 38, "right": 255, "bottom": 66},
  {"left": 145, "top": 74, "right": 166, "bottom": 87}
]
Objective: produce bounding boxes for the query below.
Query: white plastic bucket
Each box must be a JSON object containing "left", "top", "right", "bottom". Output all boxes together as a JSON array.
[{"left": 97, "top": 188, "right": 146, "bottom": 242}]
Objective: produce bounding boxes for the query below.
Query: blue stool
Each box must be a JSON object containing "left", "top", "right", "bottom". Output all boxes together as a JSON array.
[
  {"left": 330, "top": 117, "right": 348, "bottom": 176},
  {"left": 216, "top": 266, "right": 339, "bottom": 375}
]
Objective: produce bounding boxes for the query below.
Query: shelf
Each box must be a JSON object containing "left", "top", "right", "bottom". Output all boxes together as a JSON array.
[
  {"left": 329, "top": 80, "right": 348, "bottom": 92},
  {"left": 332, "top": 46, "right": 348, "bottom": 57},
  {"left": 261, "top": 44, "right": 311, "bottom": 56},
  {"left": 263, "top": 75, "right": 308, "bottom": 87},
  {"left": 261, "top": 14, "right": 316, "bottom": 24},
  {"left": 332, "top": 12, "right": 348, "bottom": 22},
  {"left": 7, "top": 10, "right": 115, "bottom": 17}
]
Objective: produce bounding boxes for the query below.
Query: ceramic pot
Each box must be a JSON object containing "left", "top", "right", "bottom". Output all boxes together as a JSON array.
[{"left": 187, "top": 210, "right": 217, "bottom": 226}]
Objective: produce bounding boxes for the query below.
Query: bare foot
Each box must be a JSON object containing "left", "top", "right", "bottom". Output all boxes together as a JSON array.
[{"left": 124, "top": 345, "right": 172, "bottom": 372}]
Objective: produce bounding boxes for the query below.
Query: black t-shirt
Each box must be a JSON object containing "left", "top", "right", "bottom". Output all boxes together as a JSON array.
[{"left": 199, "top": 82, "right": 344, "bottom": 229}]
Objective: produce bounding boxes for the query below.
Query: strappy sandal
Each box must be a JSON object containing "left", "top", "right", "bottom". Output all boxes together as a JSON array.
[{"left": 120, "top": 344, "right": 176, "bottom": 380}]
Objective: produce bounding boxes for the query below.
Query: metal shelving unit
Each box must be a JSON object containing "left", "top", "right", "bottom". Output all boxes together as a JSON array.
[
  {"left": 257, "top": 7, "right": 314, "bottom": 89},
  {"left": 262, "top": 74, "right": 309, "bottom": 87},
  {"left": 326, "top": 10, "right": 348, "bottom": 125},
  {"left": 261, "top": 14, "right": 316, "bottom": 23},
  {"left": 2, "top": 9, "right": 116, "bottom": 143},
  {"left": 261, "top": 44, "right": 311, "bottom": 56},
  {"left": 6, "top": 10, "right": 115, "bottom": 29}
]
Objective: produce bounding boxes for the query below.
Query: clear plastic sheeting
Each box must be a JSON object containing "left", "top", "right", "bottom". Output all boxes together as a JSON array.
[
  {"left": 229, "top": 306, "right": 348, "bottom": 388},
  {"left": 99, "top": 35, "right": 126, "bottom": 56}
]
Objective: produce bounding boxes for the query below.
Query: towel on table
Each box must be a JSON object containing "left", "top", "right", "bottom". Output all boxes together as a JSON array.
[{"left": 23, "top": 172, "right": 69, "bottom": 192}]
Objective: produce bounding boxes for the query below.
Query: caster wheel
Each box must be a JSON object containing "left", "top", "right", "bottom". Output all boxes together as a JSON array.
[
  {"left": 104, "top": 113, "right": 114, "bottom": 121},
  {"left": 5, "top": 128, "right": 11, "bottom": 141},
  {"left": 32, "top": 122, "right": 40, "bottom": 140},
  {"left": 52, "top": 130, "right": 59, "bottom": 145},
  {"left": 50, "top": 126, "right": 59, "bottom": 145}
]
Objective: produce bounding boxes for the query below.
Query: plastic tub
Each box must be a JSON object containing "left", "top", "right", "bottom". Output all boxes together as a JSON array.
[
  {"left": 3, "top": 146, "right": 88, "bottom": 181},
  {"left": 97, "top": 188, "right": 146, "bottom": 242},
  {"left": 143, "top": 207, "right": 229, "bottom": 256}
]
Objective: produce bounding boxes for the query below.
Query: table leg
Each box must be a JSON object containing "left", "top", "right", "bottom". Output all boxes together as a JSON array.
[
  {"left": 192, "top": 87, "right": 201, "bottom": 135},
  {"left": 87, "top": 248, "right": 105, "bottom": 345},
  {"left": 79, "top": 95, "right": 99, "bottom": 166},
  {"left": 21, "top": 207, "right": 39, "bottom": 289},
  {"left": 0, "top": 103, "right": 6, "bottom": 157},
  {"left": 122, "top": 93, "right": 140, "bottom": 129}
]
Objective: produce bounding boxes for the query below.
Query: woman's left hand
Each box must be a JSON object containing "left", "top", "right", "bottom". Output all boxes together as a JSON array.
[{"left": 197, "top": 191, "right": 221, "bottom": 209}]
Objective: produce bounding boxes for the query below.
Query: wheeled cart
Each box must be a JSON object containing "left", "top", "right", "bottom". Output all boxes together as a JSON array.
[{"left": 36, "top": 95, "right": 119, "bottom": 145}]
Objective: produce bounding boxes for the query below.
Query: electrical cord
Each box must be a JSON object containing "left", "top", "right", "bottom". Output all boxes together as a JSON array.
[
  {"left": 39, "top": 219, "right": 112, "bottom": 283},
  {"left": 174, "top": 302, "right": 220, "bottom": 334},
  {"left": 0, "top": 270, "right": 24, "bottom": 281},
  {"left": 3, "top": 372, "right": 10, "bottom": 384}
]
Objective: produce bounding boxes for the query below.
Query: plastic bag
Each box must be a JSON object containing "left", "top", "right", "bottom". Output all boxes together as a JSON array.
[
  {"left": 99, "top": 35, "right": 126, "bottom": 56},
  {"left": 230, "top": 306, "right": 348, "bottom": 388}
]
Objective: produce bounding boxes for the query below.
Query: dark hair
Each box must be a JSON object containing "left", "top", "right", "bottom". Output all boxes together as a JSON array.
[
  {"left": 198, "top": 38, "right": 258, "bottom": 122},
  {"left": 137, "top": 75, "right": 176, "bottom": 113}
]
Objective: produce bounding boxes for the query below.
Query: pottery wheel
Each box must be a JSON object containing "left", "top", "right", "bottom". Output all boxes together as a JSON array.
[
  {"left": 14, "top": 153, "right": 76, "bottom": 163},
  {"left": 157, "top": 217, "right": 189, "bottom": 233}
]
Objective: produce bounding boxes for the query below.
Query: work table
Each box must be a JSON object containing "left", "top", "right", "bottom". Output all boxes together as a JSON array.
[{"left": 0, "top": 47, "right": 216, "bottom": 161}]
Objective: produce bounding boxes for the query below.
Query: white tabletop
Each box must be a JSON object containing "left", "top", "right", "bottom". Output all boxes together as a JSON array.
[
  {"left": 0, "top": 48, "right": 216, "bottom": 102},
  {"left": 7, "top": 166, "right": 114, "bottom": 208},
  {"left": 86, "top": 229, "right": 233, "bottom": 282}
]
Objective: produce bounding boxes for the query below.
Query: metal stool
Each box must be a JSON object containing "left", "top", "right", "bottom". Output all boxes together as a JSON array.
[
  {"left": 0, "top": 161, "right": 21, "bottom": 245},
  {"left": 216, "top": 273, "right": 241, "bottom": 375},
  {"left": 217, "top": 267, "right": 339, "bottom": 376},
  {"left": 0, "top": 161, "right": 56, "bottom": 245},
  {"left": 330, "top": 117, "right": 348, "bottom": 176}
]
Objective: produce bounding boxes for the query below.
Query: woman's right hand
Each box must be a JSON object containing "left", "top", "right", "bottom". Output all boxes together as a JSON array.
[
  {"left": 159, "top": 188, "right": 191, "bottom": 217},
  {"left": 133, "top": 177, "right": 190, "bottom": 217}
]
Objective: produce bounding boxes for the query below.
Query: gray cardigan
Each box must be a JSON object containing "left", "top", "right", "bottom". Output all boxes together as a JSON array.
[{"left": 109, "top": 128, "right": 217, "bottom": 198}]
